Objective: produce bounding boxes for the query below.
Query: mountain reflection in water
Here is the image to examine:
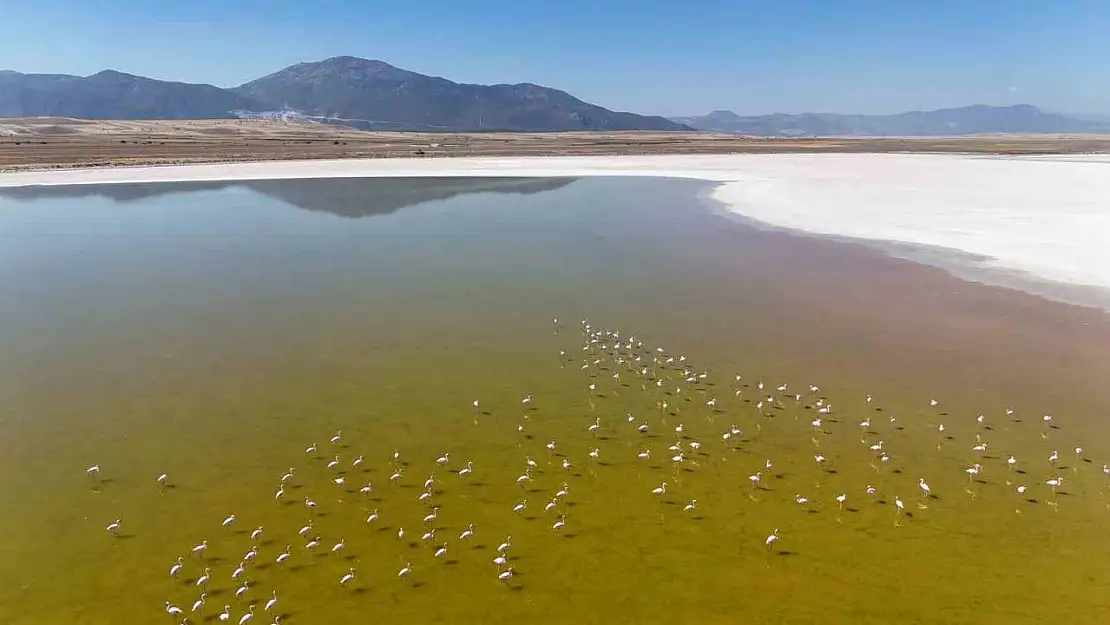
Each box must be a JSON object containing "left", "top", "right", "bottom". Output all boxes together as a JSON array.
[{"left": 0, "top": 176, "right": 578, "bottom": 218}]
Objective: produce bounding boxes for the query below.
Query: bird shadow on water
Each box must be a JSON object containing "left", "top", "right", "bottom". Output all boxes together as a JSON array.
[{"left": 775, "top": 550, "right": 797, "bottom": 557}]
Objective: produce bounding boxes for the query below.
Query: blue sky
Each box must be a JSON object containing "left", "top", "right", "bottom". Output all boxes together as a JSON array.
[{"left": 1, "top": 0, "right": 1108, "bottom": 115}]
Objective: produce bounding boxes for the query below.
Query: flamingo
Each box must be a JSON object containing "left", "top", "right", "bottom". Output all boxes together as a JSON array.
[
  {"left": 340, "top": 568, "right": 356, "bottom": 587},
  {"left": 764, "top": 529, "right": 779, "bottom": 549},
  {"left": 192, "top": 540, "right": 208, "bottom": 558}
]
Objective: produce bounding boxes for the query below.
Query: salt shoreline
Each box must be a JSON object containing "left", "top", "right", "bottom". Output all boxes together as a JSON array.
[{"left": 3, "top": 153, "right": 1109, "bottom": 311}]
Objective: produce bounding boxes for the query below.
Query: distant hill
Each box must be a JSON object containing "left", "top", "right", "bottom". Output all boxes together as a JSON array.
[
  {"left": 0, "top": 57, "right": 687, "bottom": 132},
  {"left": 0, "top": 70, "right": 264, "bottom": 120},
  {"left": 233, "top": 56, "right": 686, "bottom": 132},
  {"left": 671, "top": 105, "right": 1110, "bottom": 136}
]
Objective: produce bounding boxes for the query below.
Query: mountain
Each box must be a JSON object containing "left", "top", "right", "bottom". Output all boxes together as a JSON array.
[
  {"left": 671, "top": 105, "right": 1110, "bottom": 136},
  {"left": 233, "top": 56, "right": 685, "bottom": 131},
  {"left": 0, "top": 70, "right": 264, "bottom": 119},
  {"left": 0, "top": 57, "right": 687, "bottom": 132}
]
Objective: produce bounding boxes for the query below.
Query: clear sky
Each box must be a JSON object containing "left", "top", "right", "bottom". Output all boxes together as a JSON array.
[{"left": 2, "top": 0, "right": 1108, "bottom": 116}]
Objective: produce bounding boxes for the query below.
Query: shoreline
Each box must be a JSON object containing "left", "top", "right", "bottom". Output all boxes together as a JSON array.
[{"left": 3, "top": 152, "right": 1109, "bottom": 313}]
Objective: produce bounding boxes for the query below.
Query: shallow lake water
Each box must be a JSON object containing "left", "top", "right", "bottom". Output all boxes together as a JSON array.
[{"left": 1, "top": 176, "right": 1109, "bottom": 624}]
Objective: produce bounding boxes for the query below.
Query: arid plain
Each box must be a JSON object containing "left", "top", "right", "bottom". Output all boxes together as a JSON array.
[{"left": 3, "top": 117, "right": 1110, "bottom": 171}]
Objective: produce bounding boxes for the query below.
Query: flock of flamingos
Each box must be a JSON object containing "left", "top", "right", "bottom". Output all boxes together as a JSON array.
[{"left": 85, "top": 319, "right": 1101, "bottom": 624}]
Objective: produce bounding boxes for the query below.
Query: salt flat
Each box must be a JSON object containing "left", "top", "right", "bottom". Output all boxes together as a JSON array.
[{"left": 2, "top": 153, "right": 1108, "bottom": 307}]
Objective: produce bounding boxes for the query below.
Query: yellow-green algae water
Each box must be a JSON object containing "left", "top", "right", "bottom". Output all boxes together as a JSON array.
[{"left": 1, "top": 177, "right": 1109, "bottom": 625}]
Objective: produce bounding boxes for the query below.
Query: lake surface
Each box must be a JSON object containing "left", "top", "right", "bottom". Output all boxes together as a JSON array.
[{"left": 2, "top": 176, "right": 1109, "bottom": 624}]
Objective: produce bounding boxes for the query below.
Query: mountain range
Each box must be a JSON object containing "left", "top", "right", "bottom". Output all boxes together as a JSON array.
[
  {"left": 3, "top": 57, "right": 1107, "bottom": 135},
  {"left": 0, "top": 57, "right": 684, "bottom": 132},
  {"left": 670, "top": 105, "right": 1110, "bottom": 136}
]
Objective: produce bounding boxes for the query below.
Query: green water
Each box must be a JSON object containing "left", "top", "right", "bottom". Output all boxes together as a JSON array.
[{"left": 1, "top": 177, "right": 1108, "bottom": 624}]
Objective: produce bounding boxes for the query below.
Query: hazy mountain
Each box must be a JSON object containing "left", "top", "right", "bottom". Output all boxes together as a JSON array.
[
  {"left": 0, "top": 57, "right": 686, "bottom": 131},
  {"left": 0, "top": 176, "right": 578, "bottom": 218},
  {"left": 672, "top": 105, "right": 1110, "bottom": 136},
  {"left": 233, "top": 56, "right": 686, "bottom": 131},
  {"left": 0, "top": 70, "right": 264, "bottom": 119}
]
